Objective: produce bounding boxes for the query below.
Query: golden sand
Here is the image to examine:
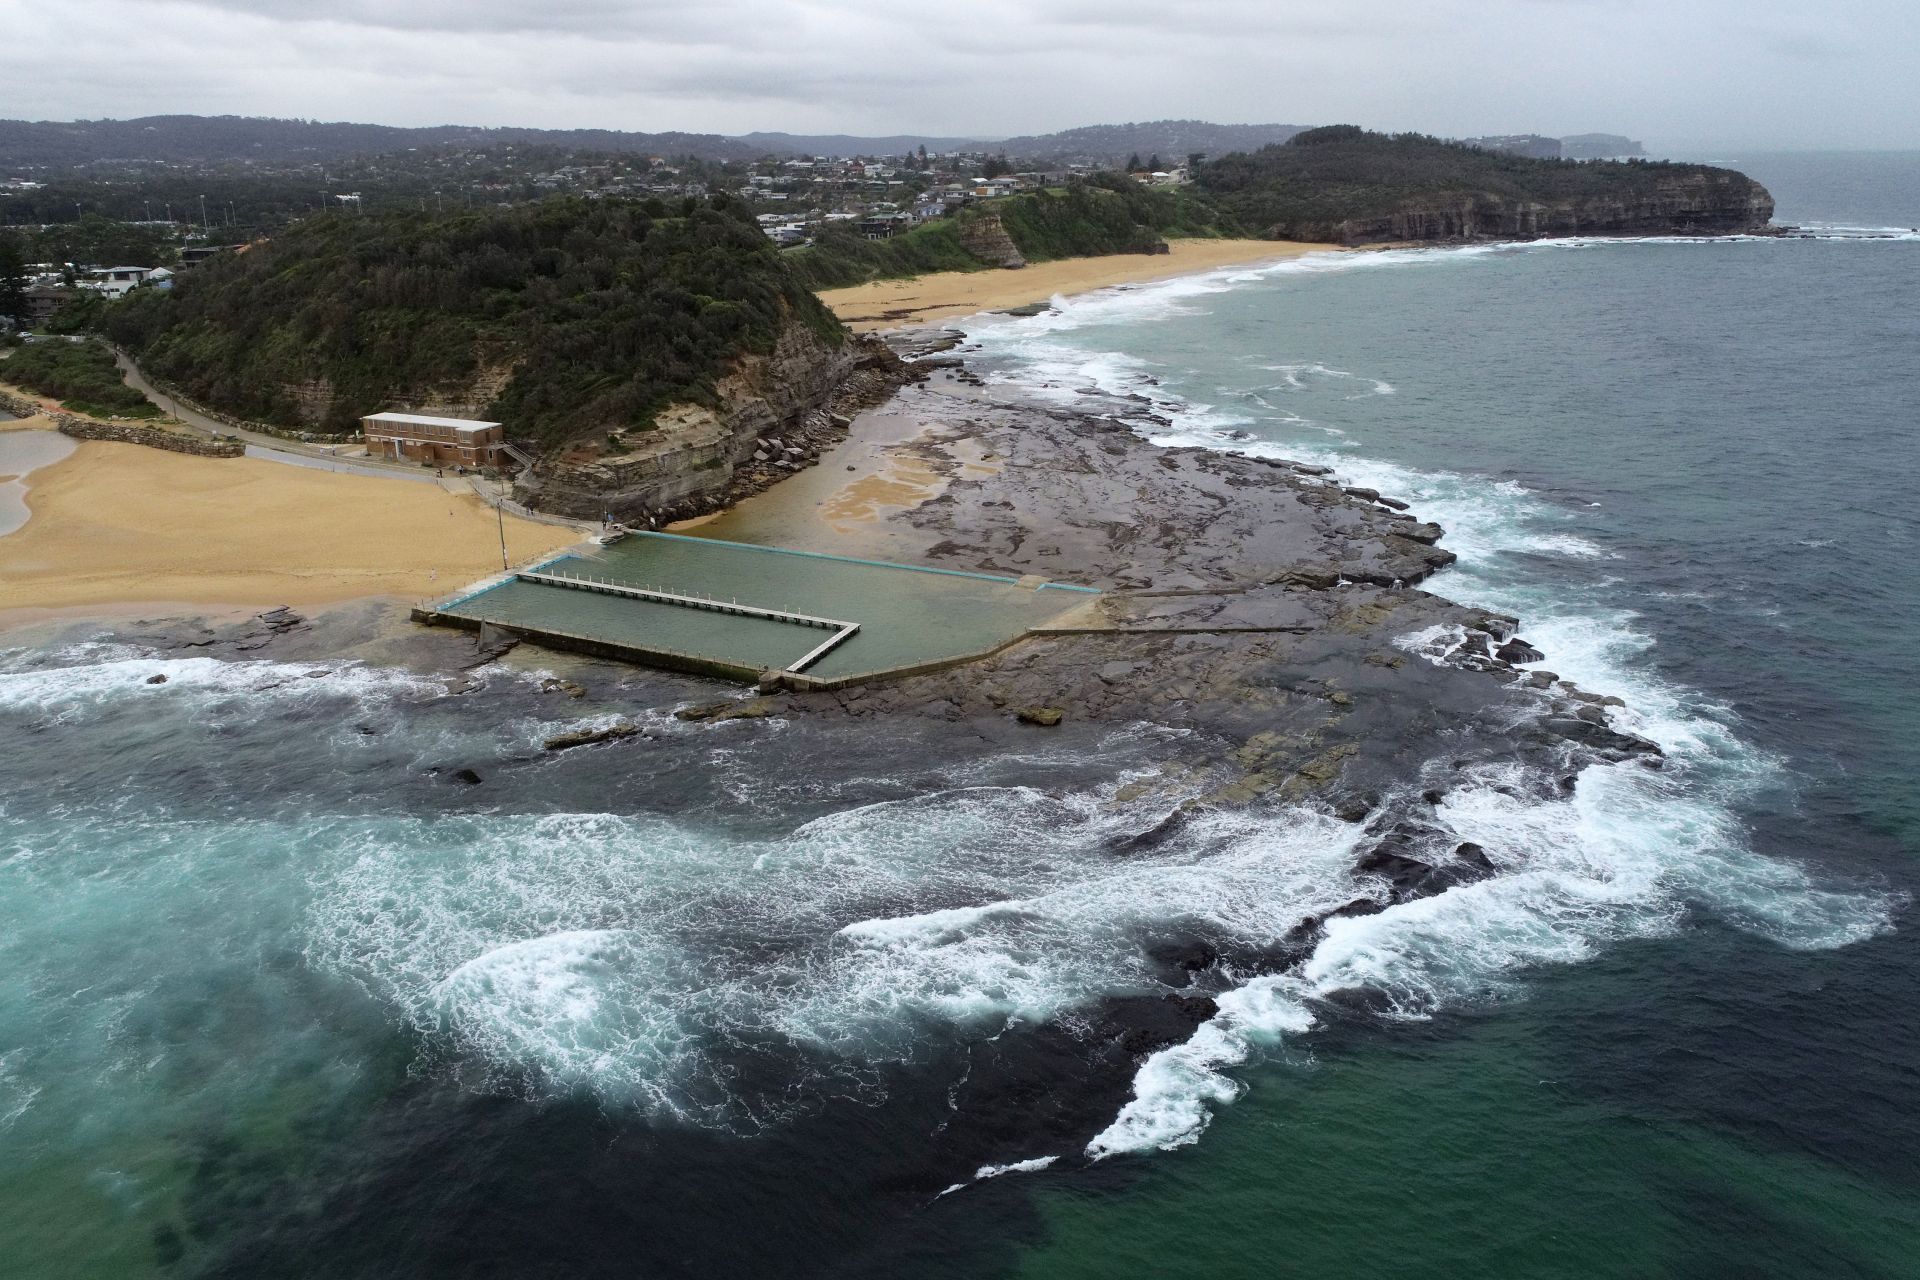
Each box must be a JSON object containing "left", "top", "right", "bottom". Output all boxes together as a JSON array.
[
  {"left": 0, "top": 441, "right": 577, "bottom": 612},
  {"left": 817, "top": 238, "right": 1340, "bottom": 331}
]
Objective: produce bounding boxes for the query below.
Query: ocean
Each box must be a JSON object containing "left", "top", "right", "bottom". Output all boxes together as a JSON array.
[{"left": 3, "top": 152, "right": 1916, "bottom": 1277}]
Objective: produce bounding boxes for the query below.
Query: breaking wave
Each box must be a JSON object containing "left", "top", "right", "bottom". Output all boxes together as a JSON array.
[{"left": 953, "top": 244, "right": 1900, "bottom": 1158}]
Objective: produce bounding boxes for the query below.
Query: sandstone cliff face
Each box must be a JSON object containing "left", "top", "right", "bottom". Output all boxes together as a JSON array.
[
  {"left": 513, "top": 321, "right": 903, "bottom": 523},
  {"left": 1299, "top": 174, "right": 1775, "bottom": 245},
  {"left": 276, "top": 357, "right": 515, "bottom": 430},
  {"left": 956, "top": 209, "right": 1027, "bottom": 269}
]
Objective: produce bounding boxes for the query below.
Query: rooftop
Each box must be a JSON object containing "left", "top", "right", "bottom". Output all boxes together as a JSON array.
[{"left": 363, "top": 411, "right": 502, "bottom": 433}]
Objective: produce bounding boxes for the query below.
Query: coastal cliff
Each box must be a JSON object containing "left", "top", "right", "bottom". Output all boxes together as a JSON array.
[
  {"left": 513, "top": 322, "right": 909, "bottom": 523},
  {"left": 1310, "top": 171, "right": 1775, "bottom": 243},
  {"left": 1200, "top": 125, "right": 1775, "bottom": 244}
]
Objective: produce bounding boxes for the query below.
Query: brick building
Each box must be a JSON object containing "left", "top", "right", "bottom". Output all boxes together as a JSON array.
[{"left": 361, "top": 411, "right": 504, "bottom": 467}]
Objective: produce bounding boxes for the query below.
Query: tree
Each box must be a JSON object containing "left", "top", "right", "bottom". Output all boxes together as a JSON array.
[
  {"left": 1148, "top": 154, "right": 1161, "bottom": 172},
  {"left": 0, "top": 235, "right": 28, "bottom": 327},
  {"left": 981, "top": 153, "right": 1012, "bottom": 179},
  {"left": 1187, "top": 152, "right": 1207, "bottom": 173},
  {"left": 1126, "top": 152, "right": 1143, "bottom": 173}
]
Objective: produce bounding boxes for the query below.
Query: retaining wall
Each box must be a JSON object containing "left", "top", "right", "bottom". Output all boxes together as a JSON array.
[{"left": 0, "top": 388, "right": 244, "bottom": 457}]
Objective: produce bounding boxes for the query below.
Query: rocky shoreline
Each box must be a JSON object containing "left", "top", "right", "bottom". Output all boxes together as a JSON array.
[{"left": 6, "top": 318, "right": 1664, "bottom": 1181}]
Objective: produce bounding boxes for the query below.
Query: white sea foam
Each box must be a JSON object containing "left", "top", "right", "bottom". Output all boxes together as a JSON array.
[
  {"left": 935, "top": 1154, "right": 1059, "bottom": 1198},
  {"left": 0, "top": 654, "right": 450, "bottom": 722},
  {"left": 961, "top": 244, "right": 1900, "bottom": 1161},
  {"left": 975, "top": 1155, "right": 1058, "bottom": 1179}
]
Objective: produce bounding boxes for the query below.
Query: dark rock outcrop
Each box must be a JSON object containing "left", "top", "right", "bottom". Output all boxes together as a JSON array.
[{"left": 542, "top": 721, "right": 641, "bottom": 751}]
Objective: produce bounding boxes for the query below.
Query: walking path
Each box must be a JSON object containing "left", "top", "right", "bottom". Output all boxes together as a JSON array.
[{"left": 110, "top": 350, "right": 594, "bottom": 532}]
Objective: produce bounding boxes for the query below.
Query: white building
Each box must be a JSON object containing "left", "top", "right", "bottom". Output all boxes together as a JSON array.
[{"left": 88, "top": 267, "right": 153, "bottom": 298}]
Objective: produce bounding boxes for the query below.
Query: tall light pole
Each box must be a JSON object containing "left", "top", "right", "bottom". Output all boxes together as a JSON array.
[
  {"left": 199, "top": 194, "right": 209, "bottom": 236},
  {"left": 495, "top": 486, "right": 509, "bottom": 570}
]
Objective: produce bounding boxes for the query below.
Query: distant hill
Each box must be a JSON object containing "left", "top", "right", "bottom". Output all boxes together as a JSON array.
[
  {"left": 0, "top": 114, "right": 1317, "bottom": 170},
  {"left": 735, "top": 132, "right": 990, "bottom": 157},
  {"left": 1197, "top": 125, "right": 1772, "bottom": 243},
  {"left": 992, "top": 120, "right": 1310, "bottom": 165},
  {"left": 0, "top": 115, "right": 766, "bottom": 167},
  {"left": 1560, "top": 133, "right": 1647, "bottom": 160},
  {"left": 0, "top": 116, "right": 1663, "bottom": 174}
]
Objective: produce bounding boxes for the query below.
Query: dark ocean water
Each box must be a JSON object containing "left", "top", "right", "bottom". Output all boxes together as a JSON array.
[{"left": 2, "top": 153, "right": 1916, "bottom": 1277}]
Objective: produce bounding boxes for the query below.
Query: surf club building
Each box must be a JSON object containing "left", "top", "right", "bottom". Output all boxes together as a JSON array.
[{"left": 361, "top": 411, "right": 505, "bottom": 468}]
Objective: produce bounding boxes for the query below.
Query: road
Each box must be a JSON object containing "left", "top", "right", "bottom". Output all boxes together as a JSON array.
[{"left": 112, "top": 351, "right": 444, "bottom": 485}]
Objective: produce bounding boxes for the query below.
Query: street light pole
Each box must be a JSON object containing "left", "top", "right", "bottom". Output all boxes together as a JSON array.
[{"left": 495, "top": 487, "right": 509, "bottom": 570}]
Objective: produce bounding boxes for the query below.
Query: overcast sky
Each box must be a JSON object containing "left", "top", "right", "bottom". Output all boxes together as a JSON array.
[{"left": 7, "top": 0, "right": 1916, "bottom": 151}]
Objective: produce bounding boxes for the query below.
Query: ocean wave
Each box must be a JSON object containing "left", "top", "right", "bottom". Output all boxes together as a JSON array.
[
  {"left": 963, "top": 250, "right": 1898, "bottom": 1161},
  {"left": 1086, "top": 756, "right": 1898, "bottom": 1158},
  {"left": 0, "top": 653, "right": 455, "bottom": 724}
]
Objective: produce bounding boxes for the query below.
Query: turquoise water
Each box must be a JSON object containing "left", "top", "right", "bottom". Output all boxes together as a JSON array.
[{"left": 1, "top": 153, "right": 1915, "bottom": 1277}]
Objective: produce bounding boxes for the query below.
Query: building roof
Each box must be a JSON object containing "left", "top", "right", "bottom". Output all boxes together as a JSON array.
[{"left": 362, "top": 411, "right": 501, "bottom": 433}]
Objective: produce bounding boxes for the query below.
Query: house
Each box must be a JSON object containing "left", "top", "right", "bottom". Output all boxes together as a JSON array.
[
  {"left": 180, "top": 244, "right": 244, "bottom": 267},
  {"left": 90, "top": 266, "right": 152, "bottom": 298},
  {"left": 361, "top": 411, "right": 505, "bottom": 467},
  {"left": 857, "top": 212, "right": 915, "bottom": 240},
  {"left": 24, "top": 284, "right": 74, "bottom": 325}
]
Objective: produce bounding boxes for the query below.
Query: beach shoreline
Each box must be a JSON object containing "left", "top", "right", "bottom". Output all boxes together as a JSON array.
[
  {"left": 0, "top": 440, "right": 577, "bottom": 614},
  {"left": 816, "top": 237, "right": 1339, "bottom": 331}
]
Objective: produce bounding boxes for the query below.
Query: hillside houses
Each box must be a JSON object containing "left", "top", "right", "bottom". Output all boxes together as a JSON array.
[{"left": 730, "top": 149, "right": 1090, "bottom": 247}]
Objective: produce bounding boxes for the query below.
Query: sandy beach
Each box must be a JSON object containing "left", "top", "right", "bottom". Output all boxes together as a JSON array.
[
  {"left": 816, "top": 237, "right": 1339, "bottom": 330},
  {"left": 0, "top": 441, "right": 576, "bottom": 613}
]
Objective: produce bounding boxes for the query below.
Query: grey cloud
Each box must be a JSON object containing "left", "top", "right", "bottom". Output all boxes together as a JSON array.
[{"left": 9, "top": 0, "right": 1918, "bottom": 149}]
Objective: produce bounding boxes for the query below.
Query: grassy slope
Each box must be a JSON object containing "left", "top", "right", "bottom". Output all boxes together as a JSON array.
[{"left": 784, "top": 176, "right": 1233, "bottom": 291}]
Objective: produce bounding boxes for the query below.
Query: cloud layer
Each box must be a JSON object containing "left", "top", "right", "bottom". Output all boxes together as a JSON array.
[{"left": 6, "top": 0, "right": 1915, "bottom": 150}]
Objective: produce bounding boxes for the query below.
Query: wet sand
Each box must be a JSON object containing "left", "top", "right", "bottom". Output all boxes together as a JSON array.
[
  {"left": 0, "top": 441, "right": 577, "bottom": 613},
  {"left": 0, "top": 429, "right": 79, "bottom": 537},
  {"left": 817, "top": 238, "right": 1339, "bottom": 331}
]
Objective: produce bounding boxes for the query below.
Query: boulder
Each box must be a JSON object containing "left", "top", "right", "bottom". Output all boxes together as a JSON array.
[
  {"left": 1016, "top": 706, "right": 1065, "bottom": 727},
  {"left": 543, "top": 721, "right": 640, "bottom": 751},
  {"left": 1495, "top": 638, "right": 1545, "bottom": 664},
  {"left": 1391, "top": 521, "right": 1446, "bottom": 545}
]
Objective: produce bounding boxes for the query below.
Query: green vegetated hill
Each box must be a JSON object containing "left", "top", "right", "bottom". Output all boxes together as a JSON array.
[
  {"left": 105, "top": 196, "right": 843, "bottom": 442},
  {"left": 785, "top": 175, "right": 1231, "bottom": 290},
  {"left": 3, "top": 338, "right": 158, "bottom": 418},
  {"left": 1197, "top": 125, "right": 1773, "bottom": 243}
]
